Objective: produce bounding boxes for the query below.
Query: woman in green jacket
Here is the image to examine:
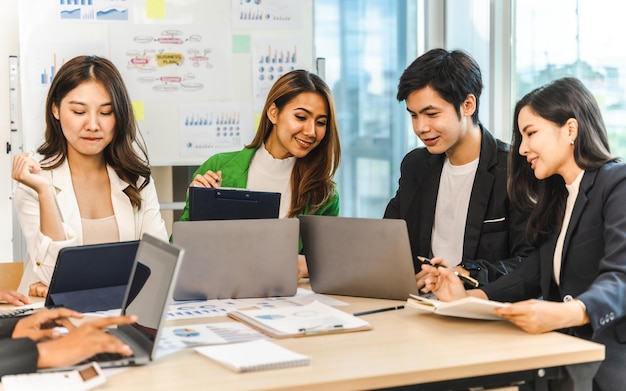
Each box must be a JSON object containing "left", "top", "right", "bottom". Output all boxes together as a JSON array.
[{"left": 179, "top": 69, "right": 341, "bottom": 278}]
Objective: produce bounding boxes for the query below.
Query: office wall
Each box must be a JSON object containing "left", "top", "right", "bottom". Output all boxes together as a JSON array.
[
  {"left": 0, "top": 1, "right": 19, "bottom": 262},
  {"left": 18, "top": 0, "right": 314, "bottom": 167}
]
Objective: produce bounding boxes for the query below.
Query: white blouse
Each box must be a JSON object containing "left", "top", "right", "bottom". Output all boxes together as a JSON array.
[
  {"left": 553, "top": 170, "right": 584, "bottom": 285},
  {"left": 247, "top": 144, "right": 296, "bottom": 218}
]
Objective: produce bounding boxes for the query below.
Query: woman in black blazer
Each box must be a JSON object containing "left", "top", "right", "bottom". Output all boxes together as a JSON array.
[{"left": 422, "top": 77, "right": 626, "bottom": 391}]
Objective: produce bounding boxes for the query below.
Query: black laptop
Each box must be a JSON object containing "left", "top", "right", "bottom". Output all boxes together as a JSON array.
[
  {"left": 45, "top": 240, "right": 139, "bottom": 312},
  {"left": 188, "top": 187, "right": 281, "bottom": 221}
]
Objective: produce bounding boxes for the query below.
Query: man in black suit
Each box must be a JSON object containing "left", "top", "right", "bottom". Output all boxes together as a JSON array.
[
  {"left": 1, "top": 290, "right": 135, "bottom": 377},
  {"left": 384, "top": 48, "right": 532, "bottom": 288}
]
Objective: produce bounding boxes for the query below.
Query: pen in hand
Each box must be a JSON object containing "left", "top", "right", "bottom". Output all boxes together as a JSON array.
[{"left": 417, "top": 256, "right": 480, "bottom": 288}]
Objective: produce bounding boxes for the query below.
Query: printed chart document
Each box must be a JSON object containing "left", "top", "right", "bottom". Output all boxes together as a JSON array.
[
  {"left": 406, "top": 294, "right": 507, "bottom": 320},
  {"left": 195, "top": 339, "right": 311, "bottom": 372},
  {"left": 157, "top": 322, "right": 267, "bottom": 358},
  {"left": 228, "top": 300, "right": 372, "bottom": 338},
  {"left": 166, "top": 288, "right": 348, "bottom": 321}
]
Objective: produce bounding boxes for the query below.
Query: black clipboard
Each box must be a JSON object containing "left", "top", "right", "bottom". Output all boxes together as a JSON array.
[{"left": 188, "top": 187, "right": 281, "bottom": 221}]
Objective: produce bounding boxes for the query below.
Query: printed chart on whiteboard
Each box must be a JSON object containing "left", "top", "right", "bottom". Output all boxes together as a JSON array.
[
  {"left": 252, "top": 38, "right": 304, "bottom": 111},
  {"left": 178, "top": 103, "right": 254, "bottom": 157}
]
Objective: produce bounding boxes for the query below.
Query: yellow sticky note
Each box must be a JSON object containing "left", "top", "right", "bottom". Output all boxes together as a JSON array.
[
  {"left": 146, "top": 0, "right": 166, "bottom": 19},
  {"left": 132, "top": 101, "right": 145, "bottom": 121}
]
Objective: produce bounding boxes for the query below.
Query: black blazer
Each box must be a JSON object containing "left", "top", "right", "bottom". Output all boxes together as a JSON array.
[
  {"left": 483, "top": 162, "right": 626, "bottom": 391},
  {"left": 384, "top": 126, "right": 532, "bottom": 284},
  {"left": 0, "top": 317, "right": 38, "bottom": 377}
]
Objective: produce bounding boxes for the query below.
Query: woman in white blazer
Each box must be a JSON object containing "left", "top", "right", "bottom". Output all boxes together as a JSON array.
[{"left": 12, "top": 55, "right": 168, "bottom": 297}]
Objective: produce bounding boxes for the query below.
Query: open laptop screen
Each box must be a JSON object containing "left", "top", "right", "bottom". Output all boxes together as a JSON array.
[{"left": 120, "top": 234, "right": 183, "bottom": 349}]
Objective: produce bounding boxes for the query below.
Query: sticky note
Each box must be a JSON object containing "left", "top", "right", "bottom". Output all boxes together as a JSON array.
[
  {"left": 146, "top": 0, "right": 166, "bottom": 19},
  {"left": 132, "top": 101, "right": 145, "bottom": 121},
  {"left": 233, "top": 35, "right": 251, "bottom": 53}
]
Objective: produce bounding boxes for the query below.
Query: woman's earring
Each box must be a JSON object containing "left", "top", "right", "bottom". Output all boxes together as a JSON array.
[{"left": 570, "top": 138, "right": 575, "bottom": 145}]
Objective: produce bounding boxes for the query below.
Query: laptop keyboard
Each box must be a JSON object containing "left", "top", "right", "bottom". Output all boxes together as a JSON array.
[
  {"left": 0, "top": 307, "right": 37, "bottom": 319},
  {"left": 83, "top": 352, "right": 134, "bottom": 365},
  {"left": 77, "top": 353, "right": 134, "bottom": 365}
]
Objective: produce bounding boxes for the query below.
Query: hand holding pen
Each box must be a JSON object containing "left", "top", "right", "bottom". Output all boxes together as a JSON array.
[
  {"left": 417, "top": 256, "right": 480, "bottom": 288},
  {"left": 190, "top": 170, "right": 222, "bottom": 188},
  {"left": 417, "top": 256, "right": 474, "bottom": 301}
]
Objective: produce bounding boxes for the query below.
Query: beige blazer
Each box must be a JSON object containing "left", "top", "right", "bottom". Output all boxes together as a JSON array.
[{"left": 14, "top": 159, "right": 168, "bottom": 294}]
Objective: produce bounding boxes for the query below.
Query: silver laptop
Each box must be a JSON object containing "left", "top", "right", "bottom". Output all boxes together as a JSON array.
[
  {"left": 299, "top": 215, "right": 418, "bottom": 300},
  {"left": 46, "top": 233, "right": 185, "bottom": 371},
  {"left": 172, "top": 219, "right": 299, "bottom": 300}
]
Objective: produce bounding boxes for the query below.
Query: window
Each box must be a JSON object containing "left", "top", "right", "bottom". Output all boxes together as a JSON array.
[
  {"left": 314, "top": 0, "right": 418, "bottom": 217},
  {"left": 446, "top": 0, "right": 492, "bottom": 134},
  {"left": 513, "top": 0, "right": 626, "bottom": 158}
]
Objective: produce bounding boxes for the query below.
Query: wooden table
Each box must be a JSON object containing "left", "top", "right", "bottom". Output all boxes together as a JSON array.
[{"left": 1, "top": 289, "right": 604, "bottom": 391}]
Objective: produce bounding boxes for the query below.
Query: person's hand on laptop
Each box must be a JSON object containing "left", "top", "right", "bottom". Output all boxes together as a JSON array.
[
  {"left": 0, "top": 289, "right": 31, "bottom": 306},
  {"left": 12, "top": 308, "right": 83, "bottom": 340},
  {"left": 29, "top": 281, "right": 49, "bottom": 298},
  {"left": 190, "top": 170, "right": 222, "bottom": 188},
  {"left": 36, "top": 315, "right": 137, "bottom": 369},
  {"left": 10, "top": 308, "right": 137, "bottom": 369}
]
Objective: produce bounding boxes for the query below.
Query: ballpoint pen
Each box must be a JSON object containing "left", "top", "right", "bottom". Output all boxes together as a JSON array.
[
  {"left": 353, "top": 306, "right": 405, "bottom": 317},
  {"left": 417, "top": 256, "right": 480, "bottom": 288},
  {"left": 298, "top": 324, "right": 344, "bottom": 335}
]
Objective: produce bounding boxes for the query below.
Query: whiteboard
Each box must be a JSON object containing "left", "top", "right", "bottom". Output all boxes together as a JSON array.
[{"left": 18, "top": 0, "right": 314, "bottom": 166}]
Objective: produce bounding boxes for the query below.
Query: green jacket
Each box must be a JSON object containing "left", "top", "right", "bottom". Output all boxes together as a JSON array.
[{"left": 179, "top": 147, "right": 340, "bottom": 222}]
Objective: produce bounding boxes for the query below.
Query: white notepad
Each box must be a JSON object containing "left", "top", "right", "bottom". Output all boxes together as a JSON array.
[{"left": 195, "top": 339, "right": 311, "bottom": 372}]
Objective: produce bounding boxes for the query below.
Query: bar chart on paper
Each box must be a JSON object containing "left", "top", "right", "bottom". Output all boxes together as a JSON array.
[
  {"left": 233, "top": 0, "right": 303, "bottom": 28},
  {"left": 252, "top": 40, "right": 304, "bottom": 110},
  {"left": 59, "top": 0, "right": 129, "bottom": 21},
  {"left": 257, "top": 45, "right": 297, "bottom": 77},
  {"left": 178, "top": 104, "right": 254, "bottom": 158},
  {"left": 40, "top": 54, "right": 66, "bottom": 85}
]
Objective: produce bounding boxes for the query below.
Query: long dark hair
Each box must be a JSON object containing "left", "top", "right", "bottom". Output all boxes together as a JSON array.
[
  {"left": 248, "top": 69, "right": 341, "bottom": 217},
  {"left": 508, "top": 77, "right": 614, "bottom": 244},
  {"left": 39, "top": 55, "right": 150, "bottom": 209}
]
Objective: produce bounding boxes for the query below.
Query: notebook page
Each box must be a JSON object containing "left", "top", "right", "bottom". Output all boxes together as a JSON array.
[{"left": 195, "top": 339, "right": 311, "bottom": 372}]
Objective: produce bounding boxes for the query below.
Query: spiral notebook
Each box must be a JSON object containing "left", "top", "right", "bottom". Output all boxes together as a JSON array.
[{"left": 194, "top": 339, "right": 311, "bottom": 372}]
